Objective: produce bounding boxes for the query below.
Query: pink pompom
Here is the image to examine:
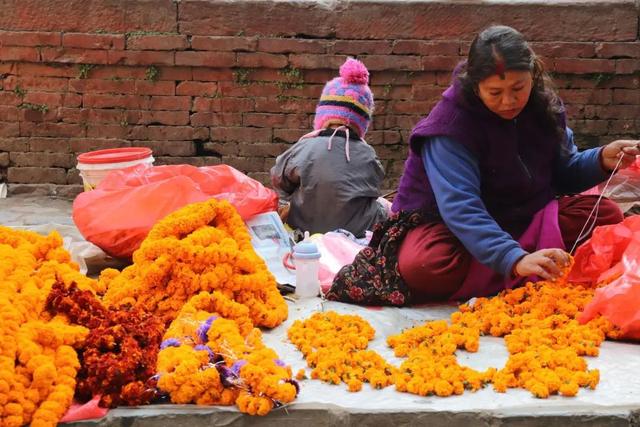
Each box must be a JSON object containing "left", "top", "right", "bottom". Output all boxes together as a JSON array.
[{"left": 339, "top": 58, "right": 369, "bottom": 84}]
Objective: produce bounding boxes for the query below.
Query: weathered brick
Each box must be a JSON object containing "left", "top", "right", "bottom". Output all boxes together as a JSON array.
[
  {"left": 62, "top": 33, "right": 125, "bottom": 50},
  {"left": 238, "top": 143, "right": 287, "bottom": 157},
  {"left": 29, "top": 138, "right": 71, "bottom": 152},
  {"left": 156, "top": 156, "right": 222, "bottom": 167},
  {"left": 608, "top": 120, "right": 637, "bottom": 134},
  {"left": 135, "top": 80, "right": 175, "bottom": 96},
  {"left": 192, "top": 69, "right": 235, "bottom": 82},
  {"left": 8, "top": 167, "right": 66, "bottom": 184},
  {"left": 40, "top": 47, "right": 109, "bottom": 64},
  {"left": 0, "top": 152, "right": 8, "bottom": 167},
  {"left": 289, "top": 54, "right": 346, "bottom": 70},
  {"left": 176, "top": 81, "right": 218, "bottom": 96},
  {"left": 388, "top": 100, "right": 434, "bottom": 115},
  {"left": 329, "top": 40, "right": 392, "bottom": 55},
  {"left": 392, "top": 40, "right": 460, "bottom": 56},
  {"left": 10, "top": 152, "right": 74, "bottom": 168},
  {"left": 359, "top": 55, "right": 422, "bottom": 71},
  {"left": 126, "top": 34, "right": 188, "bottom": 51},
  {"left": 422, "top": 56, "right": 462, "bottom": 71},
  {"left": 0, "top": 106, "right": 19, "bottom": 121},
  {"left": 595, "top": 42, "right": 640, "bottom": 59},
  {"left": 19, "top": 122, "right": 85, "bottom": 138},
  {"left": 201, "top": 141, "right": 239, "bottom": 156},
  {"left": 190, "top": 112, "right": 242, "bottom": 127},
  {"left": 69, "top": 78, "right": 135, "bottom": 94},
  {"left": 273, "top": 128, "right": 305, "bottom": 143},
  {"left": 0, "top": 47, "right": 39, "bottom": 62},
  {"left": 156, "top": 66, "right": 193, "bottom": 81},
  {"left": 254, "top": 97, "right": 316, "bottom": 114},
  {"left": 70, "top": 138, "right": 130, "bottom": 153},
  {"left": 217, "top": 81, "right": 280, "bottom": 97},
  {"left": 616, "top": 59, "right": 640, "bottom": 74},
  {"left": 530, "top": 42, "right": 596, "bottom": 58},
  {"left": 559, "top": 89, "right": 612, "bottom": 105},
  {"left": 134, "top": 140, "right": 196, "bottom": 156},
  {"left": 140, "top": 111, "right": 190, "bottom": 126},
  {"left": 552, "top": 58, "right": 616, "bottom": 74},
  {"left": 107, "top": 50, "right": 174, "bottom": 66},
  {"left": 191, "top": 36, "right": 257, "bottom": 51},
  {"left": 175, "top": 51, "right": 235, "bottom": 67},
  {"left": 613, "top": 89, "right": 640, "bottom": 105},
  {"left": 83, "top": 94, "right": 149, "bottom": 109},
  {"left": 243, "top": 113, "right": 309, "bottom": 129},
  {"left": 3, "top": 76, "right": 68, "bottom": 92},
  {"left": 257, "top": 38, "right": 327, "bottom": 54},
  {"left": 0, "top": 31, "right": 61, "bottom": 47},
  {"left": 223, "top": 156, "right": 265, "bottom": 173},
  {"left": 149, "top": 96, "right": 191, "bottom": 111},
  {"left": 236, "top": 52, "right": 288, "bottom": 69},
  {"left": 211, "top": 127, "right": 272, "bottom": 143},
  {"left": 0, "top": 138, "right": 28, "bottom": 151},
  {"left": 193, "top": 97, "right": 254, "bottom": 113},
  {"left": 85, "top": 124, "right": 132, "bottom": 139},
  {"left": 141, "top": 126, "right": 208, "bottom": 141}
]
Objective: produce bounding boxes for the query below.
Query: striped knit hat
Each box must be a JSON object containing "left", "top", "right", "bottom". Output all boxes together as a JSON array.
[{"left": 313, "top": 58, "right": 374, "bottom": 138}]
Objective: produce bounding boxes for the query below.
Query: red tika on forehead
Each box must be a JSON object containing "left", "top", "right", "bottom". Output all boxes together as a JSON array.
[{"left": 494, "top": 57, "right": 506, "bottom": 77}]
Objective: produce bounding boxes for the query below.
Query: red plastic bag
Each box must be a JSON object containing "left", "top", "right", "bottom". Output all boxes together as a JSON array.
[
  {"left": 73, "top": 164, "right": 278, "bottom": 258},
  {"left": 568, "top": 216, "right": 640, "bottom": 285},
  {"left": 578, "top": 237, "right": 640, "bottom": 340},
  {"left": 582, "top": 157, "right": 640, "bottom": 212}
]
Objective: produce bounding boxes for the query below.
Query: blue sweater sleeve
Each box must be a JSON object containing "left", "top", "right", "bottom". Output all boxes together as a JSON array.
[
  {"left": 553, "top": 127, "right": 608, "bottom": 194},
  {"left": 422, "top": 137, "right": 528, "bottom": 277}
]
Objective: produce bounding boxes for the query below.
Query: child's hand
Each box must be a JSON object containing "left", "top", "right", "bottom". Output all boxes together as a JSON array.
[{"left": 514, "top": 248, "right": 570, "bottom": 280}]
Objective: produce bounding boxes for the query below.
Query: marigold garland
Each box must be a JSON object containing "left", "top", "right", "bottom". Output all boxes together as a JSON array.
[
  {"left": 0, "top": 226, "right": 101, "bottom": 427},
  {"left": 287, "top": 311, "right": 396, "bottom": 392},
  {"left": 157, "top": 292, "right": 298, "bottom": 415},
  {"left": 100, "top": 199, "right": 287, "bottom": 328}
]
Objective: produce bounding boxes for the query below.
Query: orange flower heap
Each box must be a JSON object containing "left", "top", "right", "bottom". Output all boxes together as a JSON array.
[
  {"left": 288, "top": 311, "right": 396, "bottom": 392},
  {"left": 157, "top": 292, "right": 298, "bottom": 415},
  {"left": 387, "top": 319, "right": 494, "bottom": 397},
  {"left": 460, "top": 277, "right": 616, "bottom": 398},
  {"left": 101, "top": 199, "right": 287, "bottom": 328},
  {"left": 0, "top": 226, "right": 101, "bottom": 427}
]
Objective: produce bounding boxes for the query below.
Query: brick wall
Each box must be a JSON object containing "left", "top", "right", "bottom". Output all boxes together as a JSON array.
[{"left": 0, "top": 0, "right": 638, "bottom": 197}]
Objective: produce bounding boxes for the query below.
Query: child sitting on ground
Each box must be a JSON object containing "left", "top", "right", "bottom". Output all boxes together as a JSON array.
[{"left": 270, "top": 58, "right": 388, "bottom": 238}]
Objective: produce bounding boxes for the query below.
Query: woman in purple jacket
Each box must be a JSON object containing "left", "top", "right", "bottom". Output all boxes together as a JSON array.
[{"left": 392, "top": 25, "right": 639, "bottom": 301}]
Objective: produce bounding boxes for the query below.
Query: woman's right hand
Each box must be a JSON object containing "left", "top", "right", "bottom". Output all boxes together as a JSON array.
[{"left": 514, "top": 248, "right": 571, "bottom": 280}]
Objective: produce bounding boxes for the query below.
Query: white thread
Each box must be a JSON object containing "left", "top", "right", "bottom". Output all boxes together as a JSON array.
[{"left": 569, "top": 154, "right": 626, "bottom": 254}]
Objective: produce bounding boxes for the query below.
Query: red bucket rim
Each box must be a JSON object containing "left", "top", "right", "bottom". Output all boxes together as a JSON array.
[{"left": 77, "top": 147, "right": 153, "bottom": 164}]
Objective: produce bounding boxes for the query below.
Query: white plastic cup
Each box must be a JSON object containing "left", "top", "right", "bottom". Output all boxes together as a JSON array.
[
  {"left": 76, "top": 147, "right": 154, "bottom": 191},
  {"left": 293, "top": 236, "right": 321, "bottom": 298}
]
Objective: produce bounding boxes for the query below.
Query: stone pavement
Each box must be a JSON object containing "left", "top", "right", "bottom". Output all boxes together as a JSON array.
[{"left": 1, "top": 195, "right": 639, "bottom": 427}]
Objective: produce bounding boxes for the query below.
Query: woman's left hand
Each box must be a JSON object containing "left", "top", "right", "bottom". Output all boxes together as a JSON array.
[{"left": 600, "top": 139, "right": 640, "bottom": 171}]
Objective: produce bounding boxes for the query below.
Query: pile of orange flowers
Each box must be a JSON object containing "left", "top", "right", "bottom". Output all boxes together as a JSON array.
[
  {"left": 457, "top": 276, "right": 617, "bottom": 398},
  {"left": 387, "top": 319, "right": 494, "bottom": 396},
  {"left": 100, "top": 199, "right": 287, "bottom": 328},
  {"left": 287, "top": 311, "right": 396, "bottom": 392},
  {"left": 47, "top": 282, "right": 164, "bottom": 408},
  {"left": 157, "top": 291, "right": 298, "bottom": 415},
  {"left": 0, "top": 226, "right": 101, "bottom": 427}
]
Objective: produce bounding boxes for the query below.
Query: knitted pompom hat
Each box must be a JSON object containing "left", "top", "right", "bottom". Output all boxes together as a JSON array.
[{"left": 313, "top": 58, "right": 374, "bottom": 138}]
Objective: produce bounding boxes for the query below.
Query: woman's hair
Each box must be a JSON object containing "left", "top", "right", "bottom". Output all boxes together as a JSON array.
[{"left": 458, "top": 25, "right": 564, "bottom": 139}]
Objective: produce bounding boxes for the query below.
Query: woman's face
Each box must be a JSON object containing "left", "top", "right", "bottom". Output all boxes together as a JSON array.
[{"left": 476, "top": 70, "right": 533, "bottom": 120}]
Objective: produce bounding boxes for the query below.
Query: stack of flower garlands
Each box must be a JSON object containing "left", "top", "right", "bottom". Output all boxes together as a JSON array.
[
  {"left": 97, "top": 199, "right": 293, "bottom": 415},
  {"left": 0, "top": 226, "right": 101, "bottom": 427},
  {"left": 288, "top": 311, "right": 396, "bottom": 392},
  {"left": 156, "top": 291, "right": 299, "bottom": 415},
  {"left": 100, "top": 199, "right": 287, "bottom": 328},
  {"left": 291, "top": 268, "right": 620, "bottom": 399}
]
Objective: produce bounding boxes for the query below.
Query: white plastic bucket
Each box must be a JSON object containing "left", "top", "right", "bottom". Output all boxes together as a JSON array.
[{"left": 76, "top": 147, "right": 154, "bottom": 191}]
